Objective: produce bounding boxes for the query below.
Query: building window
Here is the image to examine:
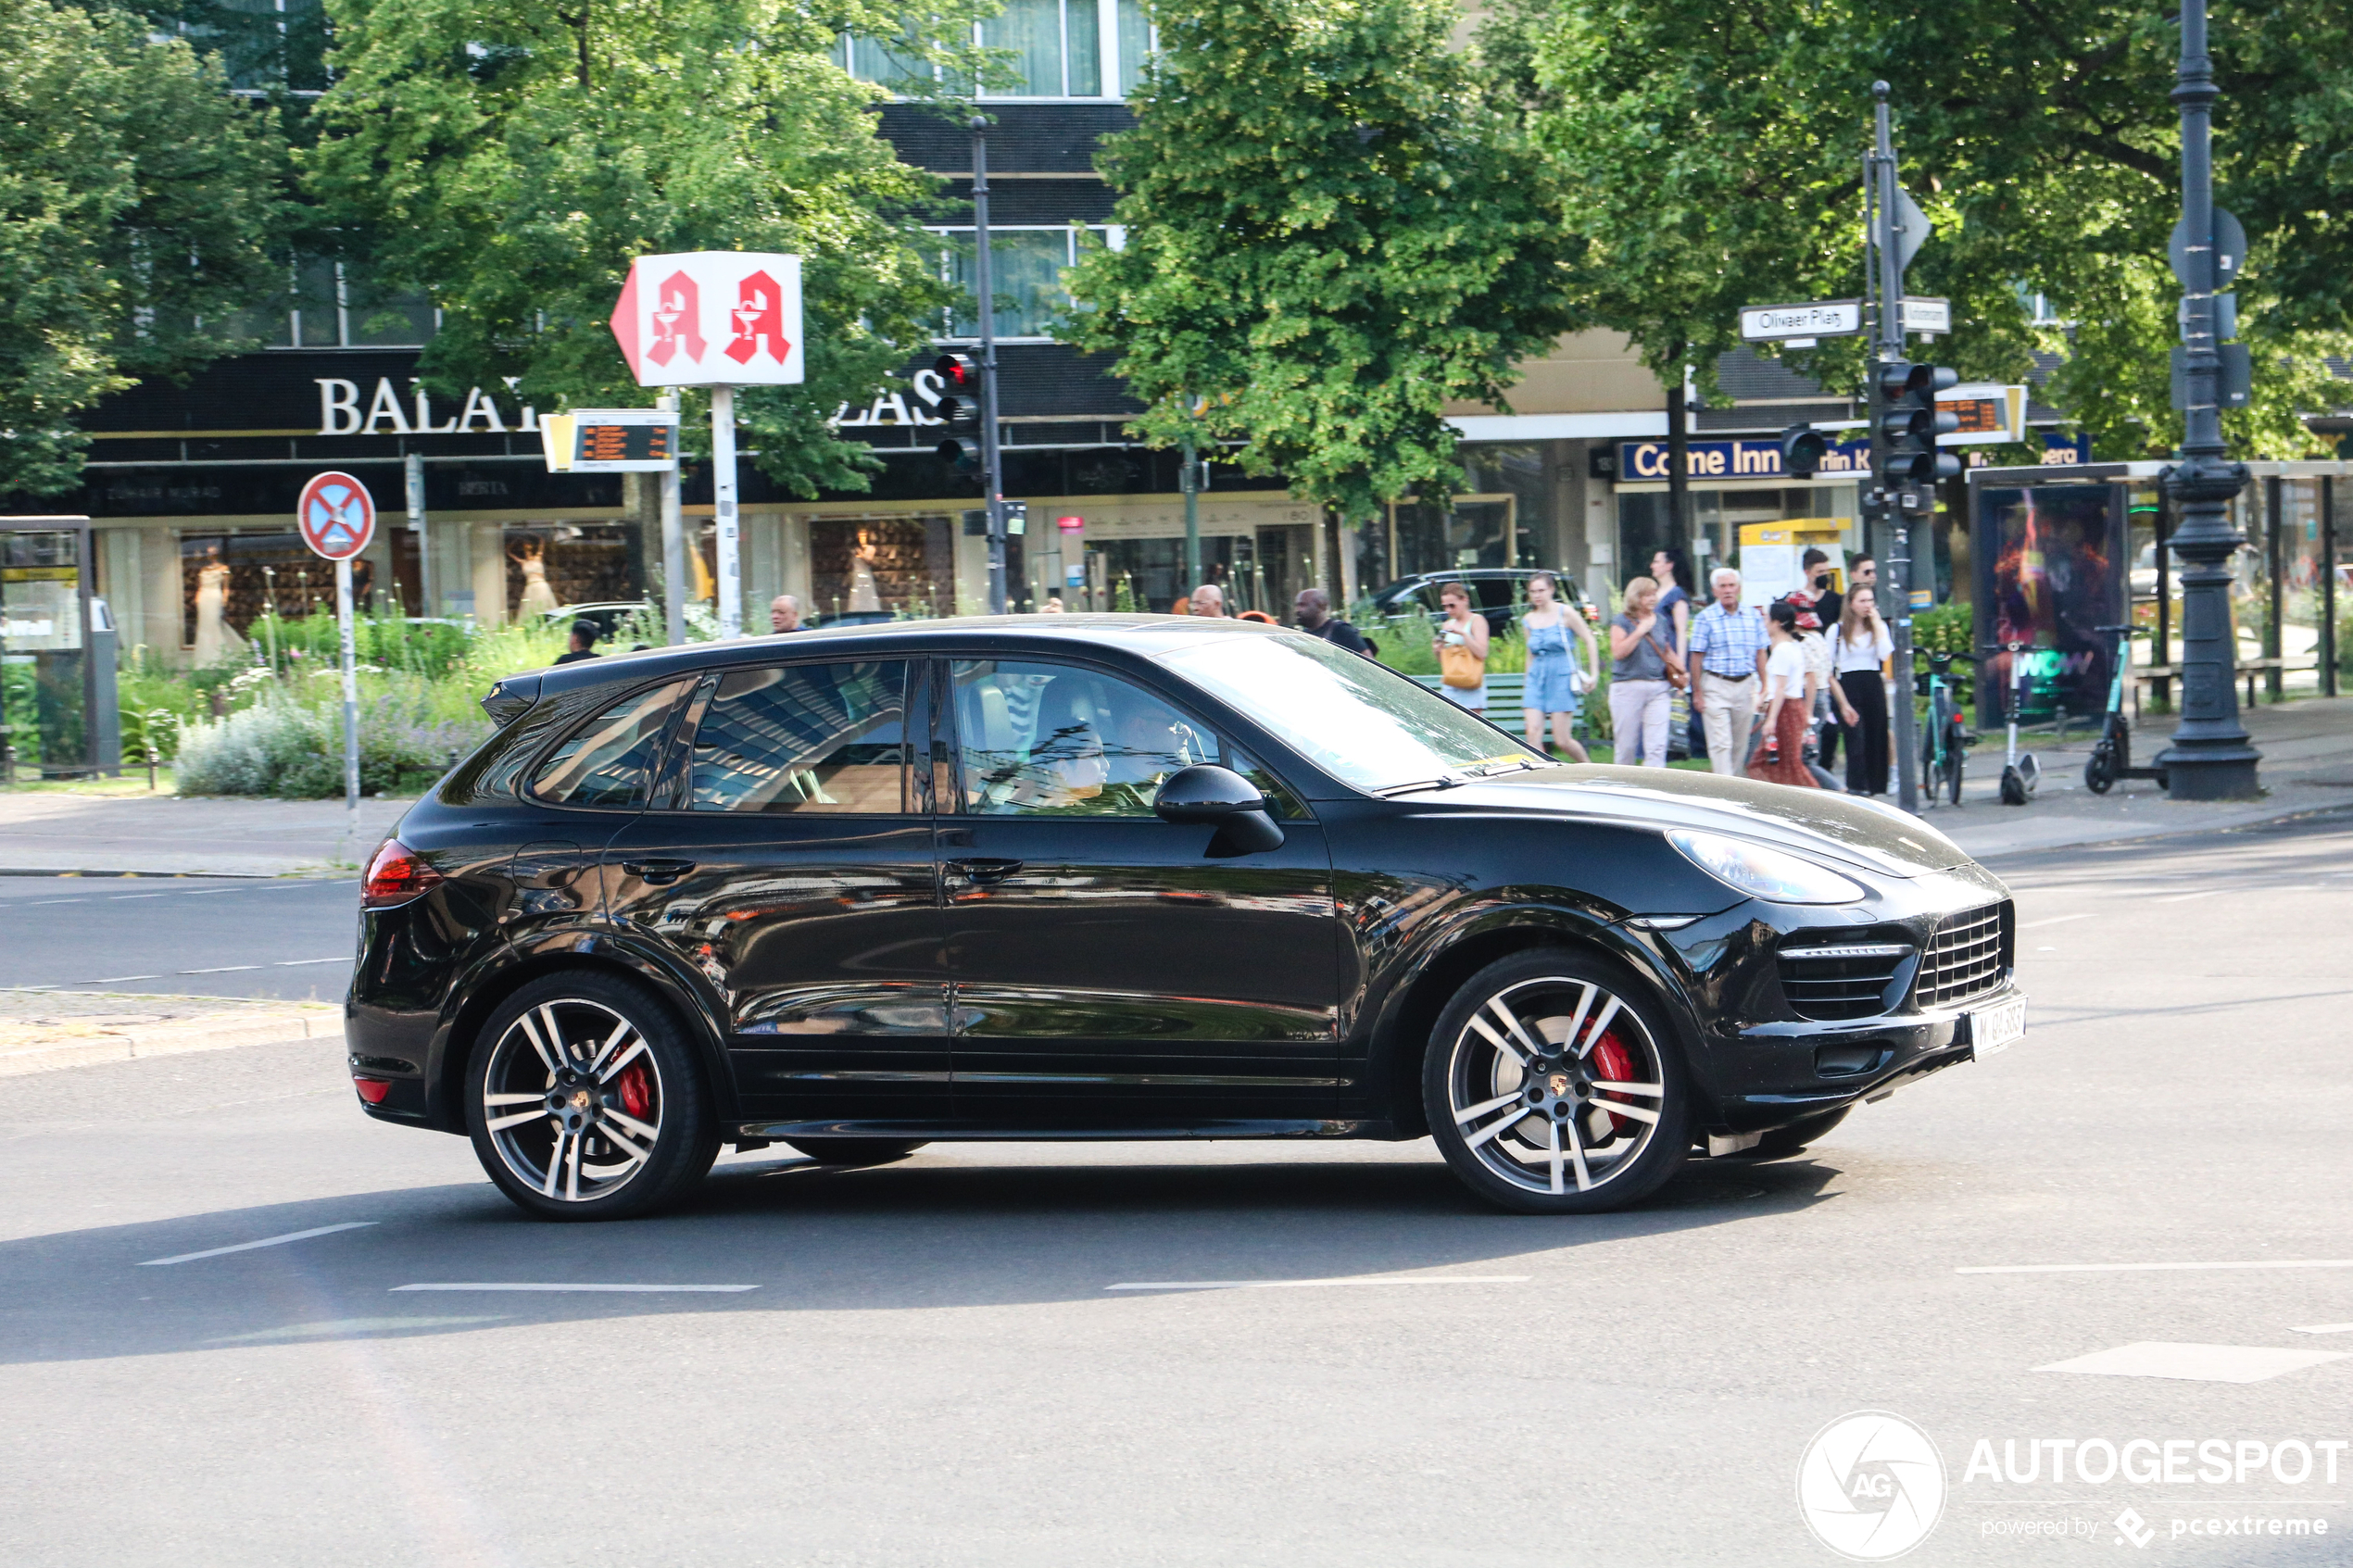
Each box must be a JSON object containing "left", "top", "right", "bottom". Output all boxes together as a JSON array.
[
  {"left": 213, "top": 261, "right": 439, "bottom": 349},
  {"left": 932, "top": 227, "right": 1113, "bottom": 340},
  {"left": 837, "top": 0, "right": 1152, "bottom": 100}
]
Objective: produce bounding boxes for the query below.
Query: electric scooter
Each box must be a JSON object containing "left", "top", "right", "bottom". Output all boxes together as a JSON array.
[
  {"left": 2083, "top": 623, "right": 2169, "bottom": 794},
  {"left": 1997, "top": 640, "right": 2041, "bottom": 807}
]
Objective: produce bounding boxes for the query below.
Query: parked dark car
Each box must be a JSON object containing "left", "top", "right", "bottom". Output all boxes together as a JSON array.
[
  {"left": 348, "top": 616, "right": 2024, "bottom": 1219},
  {"left": 1367, "top": 569, "right": 1593, "bottom": 636}
]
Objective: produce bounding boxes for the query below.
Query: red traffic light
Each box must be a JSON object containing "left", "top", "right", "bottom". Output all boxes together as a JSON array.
[{"left": 933, "top": 353, "right": 979, "bottom": 392}]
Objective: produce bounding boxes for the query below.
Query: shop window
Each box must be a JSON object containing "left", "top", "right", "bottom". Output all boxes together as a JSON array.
[
  {"left": 530, "top": 681, "right": 693, "bottom": 809},
  {"left": 688, "top": 662, "right": 911, "bottom": 814},
  {"left": 809, "top": 518, "right": 955, "bottom": 621},
  {"left": 180, "top": 532, "right": 357, "bottom": 659},
  {"left": 503, "top": 526, "right": 644, "bottom": 622}
]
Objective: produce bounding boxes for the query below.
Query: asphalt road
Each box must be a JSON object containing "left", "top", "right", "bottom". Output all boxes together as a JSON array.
[
  {"left": 0, "top": 876, "right": 358, "bottom": 999},
  {"left": 5, "top": 812, "right": 2352, "bottom": 1566}
]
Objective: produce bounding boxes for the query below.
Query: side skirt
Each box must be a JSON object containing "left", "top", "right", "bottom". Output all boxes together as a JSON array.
[{"left": 736, "top": 1119, "right": 1398, "bottom": 1143}]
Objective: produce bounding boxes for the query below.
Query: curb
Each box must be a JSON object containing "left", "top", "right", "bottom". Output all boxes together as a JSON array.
[
  {"left": 1963, "top": 798, "right": 2353, "bottom": 861},
  {"left": 0, "top": 1010, "right": 346, "bottom": 1077}
]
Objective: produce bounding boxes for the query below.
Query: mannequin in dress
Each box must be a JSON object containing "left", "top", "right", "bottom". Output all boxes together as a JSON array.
[
  {"left": 510, "top": 536, "right": 560, "bottom": 620},
  {"left": 192, "top": 544, "right": 244, "bottom": 666},
  {"left": 847, "top": 530, "right": 883, "bottom": 614}
]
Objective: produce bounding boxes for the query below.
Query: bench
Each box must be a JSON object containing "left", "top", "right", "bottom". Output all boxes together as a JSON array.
[
  {"left": 2131, "top": 658, "right": 2315, "bottom": 709},
  {"left": 1412, "top": 671, "right": 1529, "bottom": 714}
]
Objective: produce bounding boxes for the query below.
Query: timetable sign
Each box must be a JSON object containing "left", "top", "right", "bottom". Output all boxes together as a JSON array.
[{"left": 540, "top": 408, "right": 680, "bottom": 472}]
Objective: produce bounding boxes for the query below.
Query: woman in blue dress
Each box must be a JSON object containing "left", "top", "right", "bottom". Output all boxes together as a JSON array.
[{"left": 1520, "top": 571, "right": 1601, "bottom": 762}]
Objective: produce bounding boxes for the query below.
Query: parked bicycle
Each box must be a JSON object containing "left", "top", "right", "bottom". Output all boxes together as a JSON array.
[
  {"left": 1914, "top": 648, "right": 1977, "bottom": 808},
  {"left": 2084, "top": 623, "right": 2169, "bottom": 794}
]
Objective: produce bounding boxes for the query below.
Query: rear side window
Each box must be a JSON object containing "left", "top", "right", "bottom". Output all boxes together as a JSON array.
[
  {"left": 689, "top": 660, "right": 909, "bottom": 814},
  {"left": 530, "top": 681, "right": 692, "bottom": 809}
]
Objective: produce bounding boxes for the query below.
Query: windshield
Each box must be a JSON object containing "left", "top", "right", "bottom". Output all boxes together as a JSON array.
[{"left": 1161, "top": 634, "right": 1545, "bottom": 792}]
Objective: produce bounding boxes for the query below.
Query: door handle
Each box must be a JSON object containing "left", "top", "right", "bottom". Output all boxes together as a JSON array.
[
  {"left": 947, "top": 857, "right": 1023, "bottom": 884},
  {"left": 622, "top": 859, "right": 697, "bottom": 886}
]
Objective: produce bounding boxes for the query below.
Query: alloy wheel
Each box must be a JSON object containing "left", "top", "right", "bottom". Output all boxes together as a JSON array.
[
  {"left": 1442, "top": 973, "right": 1668, "bottom": 1198},
  {"left": 480, "top": 998, "right": 665, "bottom": 1204}
]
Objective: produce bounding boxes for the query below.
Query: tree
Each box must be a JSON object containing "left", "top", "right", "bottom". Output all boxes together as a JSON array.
[
  {"left": 1063, "top": 0, "right": 1583, "bottom": 528},
  {"left": 0, "top": 0, "right": 287, "bottom": 496},
  {"left": 1502, "top": 0, "right": 2353, "bottom": 463},
  {"left": 306, "top": 0, "right": 990, "bottom": 496}
]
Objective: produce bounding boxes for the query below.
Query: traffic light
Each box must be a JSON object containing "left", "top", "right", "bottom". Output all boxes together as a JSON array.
[
  {"left": 1872, "top": 360, "right": 1960, "bottom": 486},
  {"left": 933, "top": 353, "right": 983, "bottom": 471},
  {"left": 1778, "top": 422, "right": 1830, "bottom": 479}
]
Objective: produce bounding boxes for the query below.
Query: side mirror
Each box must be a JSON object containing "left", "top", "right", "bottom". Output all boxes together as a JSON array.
[{"left": 1152, "top": 764, "right": 1285, "bottom": 855}]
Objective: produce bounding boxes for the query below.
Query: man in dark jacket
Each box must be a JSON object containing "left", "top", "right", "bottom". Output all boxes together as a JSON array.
[{"left": 1292, "top": 588, "right": 1370, "bottom": 655}]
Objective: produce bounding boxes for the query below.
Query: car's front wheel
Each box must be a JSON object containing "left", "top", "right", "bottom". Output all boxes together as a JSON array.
[
  {"left": 1425, "top": 951, "right": 1692, "bottom": 1214},
  {"left": 466, "top": 973, "right": 720, "bottom": 1221}
]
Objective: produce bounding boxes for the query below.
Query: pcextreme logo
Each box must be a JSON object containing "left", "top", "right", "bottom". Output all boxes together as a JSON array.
[{"left": 1797, "top": 1411, "right": 1949, "bottom": 1561}]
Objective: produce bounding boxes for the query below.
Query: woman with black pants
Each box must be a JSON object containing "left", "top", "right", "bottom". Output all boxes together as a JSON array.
[{"left": 1830, "top": 585, "right": 1894, "bottom": 795}]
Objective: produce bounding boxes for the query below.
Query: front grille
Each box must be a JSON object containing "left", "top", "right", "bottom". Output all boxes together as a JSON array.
[
  {"left": 1779, "top": 942, "right": 1912, "bottom": 1022},
  {"left": 1913, "top": 903, "right": 2011, "bottom": 1008}
]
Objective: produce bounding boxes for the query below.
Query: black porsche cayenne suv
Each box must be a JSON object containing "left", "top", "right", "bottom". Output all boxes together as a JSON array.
[{"left": 346, "top": 615, "right": 2024, "bottom": 1219}]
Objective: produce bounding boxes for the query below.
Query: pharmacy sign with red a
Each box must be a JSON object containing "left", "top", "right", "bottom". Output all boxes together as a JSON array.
[
  {"left": 296, "top": 470, "right": 376, "bottom": 560},
  {"left": 610, "top": 252, "right": 804, "bottom": 388}
]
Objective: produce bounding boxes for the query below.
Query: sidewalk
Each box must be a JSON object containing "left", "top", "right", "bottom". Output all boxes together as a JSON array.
[
  {"left": 1926, "top": 695, "right": 2353, "bottom": 860},
  {"left": 0, "top": 793, "right": 412, "bottom": 877}
]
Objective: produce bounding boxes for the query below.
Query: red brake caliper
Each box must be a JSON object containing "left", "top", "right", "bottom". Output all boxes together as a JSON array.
[
  {"left": 617, "top": 1062, "right": 653, "bottom": 1121},
  {"left": 1589, "top": 1031, "right": 1637, "bottom": 1135}
]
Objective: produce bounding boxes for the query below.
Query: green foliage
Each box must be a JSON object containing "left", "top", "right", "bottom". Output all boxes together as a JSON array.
[
  {"left": 0, "top": 0, "right": 287, "bottom": 495},
  {"left": 1912, "top": 601, "right": 1974, "bottom": 657},
  {"left": 1501, "top": 0, "right": 2353, "bottom": 459},
  {"left": 1065, "top": 0, "right": 1583, "bottom": 524},
  {"left": 305, "top": 0, "right": 985, "bottom": 499}
]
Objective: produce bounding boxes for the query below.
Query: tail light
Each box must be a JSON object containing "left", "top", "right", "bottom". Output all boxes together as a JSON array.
[
  {"left": 352, "top": 1076, "right": 394, "bottom": 1104},
  {"left": 362, "top": 838, "right": 444, "bottom": 909}
]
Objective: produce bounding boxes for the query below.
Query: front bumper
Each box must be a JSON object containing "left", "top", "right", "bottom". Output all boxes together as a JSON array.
[{"left": 1700, "top": 986, "right": 2019, "bottom": 1132}]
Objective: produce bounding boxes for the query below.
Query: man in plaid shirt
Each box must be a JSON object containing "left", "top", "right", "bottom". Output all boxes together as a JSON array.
[{"left": 1687, "top": 567, "right": 1770, "bottom": 774}]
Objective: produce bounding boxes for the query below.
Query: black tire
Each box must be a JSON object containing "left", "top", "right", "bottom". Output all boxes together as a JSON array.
[
  {"left": 1423, "top": 949, "right": 1693, "bottom": 1214},
  {"left": 783, "top": 1138, "right": 927, "bottom": 1166},
  {"left": 1746, "top": 1106, "right": 1851, "bottom": 1160},
  {"left": 2083, "top": 746, "right": 2116, "bottom": 795},
  {"left": 465, "top": 972, "right": 721, "bottom": 1221}
]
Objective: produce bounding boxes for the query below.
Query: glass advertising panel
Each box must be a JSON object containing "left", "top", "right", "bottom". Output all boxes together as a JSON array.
[
  {"left": 1971, "top": 484, "right": 2128, "bottom": 724},
  {"left": 2, "top": 522, "right": 94, "bottom": 778}
]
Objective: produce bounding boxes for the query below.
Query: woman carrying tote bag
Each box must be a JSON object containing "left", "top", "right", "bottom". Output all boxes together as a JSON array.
[{"left": 1607, "top": 575, "right": 1682, "bottom": 767}]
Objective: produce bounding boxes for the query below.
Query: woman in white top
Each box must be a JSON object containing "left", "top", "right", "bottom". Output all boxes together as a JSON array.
[
  {"left": 1746, "top": 600, "right": 1817, "bottom": 786},
  {"left": 1830, "top": 584, "right": 1895, "bottom": 796}
]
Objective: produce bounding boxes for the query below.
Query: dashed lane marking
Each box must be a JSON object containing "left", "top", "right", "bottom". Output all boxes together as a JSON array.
[
  {"left": 2035, "top": 1342, "right": 2350, "bottom": 1384},
  {"left": 140, "top": 1221, "right": 377, "bottom": 1267},
  {"left": 1960, "top": 1260, "right": 2353, "bottom": 1275},
  {"left": 391, "top": 1283, "right": 759, "bottom": 1294},
  {"left": 1108, "top": 1275, "right": 1530, "bottom": 1292}
]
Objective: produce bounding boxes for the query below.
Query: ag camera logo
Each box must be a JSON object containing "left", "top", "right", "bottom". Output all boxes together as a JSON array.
[{"left": 1797, "top": 1411, "right": 1947, "bottom": 1560}]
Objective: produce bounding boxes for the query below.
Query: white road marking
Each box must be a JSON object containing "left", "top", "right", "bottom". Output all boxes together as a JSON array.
[
  {"left": 110, "top": 894, "right": 166, "bottom": 900},
  {"left": 2016, "top": 913, "right": 2093, "bottom": 931},
  {"left": 391, "top": 1283, "right": 759, "bottom": 1294},
  {"left": 2035, "top": 1342, "right": 2349, "bottom": 1384},
  {"left": 2292, "top": 1323, "right": 2353, "bottom": 1335},
  {"left": 181, "top": 965, "right": 261, "bottom": 974},
  {"left": 1107, "top": 1275, "right": 1530, "bottom": 1292},
  {"left": 2155, "top": 889, "right": 2225, "bottom": 904},
  {"left": 30, "top": 899, "right": 84, "bottom": 906},
  {"left": 140, "top": 1221, "right": 377, "bottom": 1267},
  {"left": 1960, "top": 1259, "right": 2353, "bottom": 1275},
  {"left": 274, "top": 958, "right": 349, "bottom": 967},
  {"left": 85, "top": 974, "right": 163, "bottom": 984}
]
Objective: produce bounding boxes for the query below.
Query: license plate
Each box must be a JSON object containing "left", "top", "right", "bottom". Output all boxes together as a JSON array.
[{"left": 1969, "top": 995, "right": 2027, "bottom": 1057}]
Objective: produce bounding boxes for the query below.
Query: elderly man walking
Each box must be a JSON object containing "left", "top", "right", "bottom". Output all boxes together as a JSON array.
[{"left": 1687, "top": 567, "right": 1770, "bottom": 774}]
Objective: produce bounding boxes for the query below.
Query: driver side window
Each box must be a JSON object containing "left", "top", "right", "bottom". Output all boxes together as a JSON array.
[{"left": 948, "top": 659, "right": 1218, "bottom": 818}]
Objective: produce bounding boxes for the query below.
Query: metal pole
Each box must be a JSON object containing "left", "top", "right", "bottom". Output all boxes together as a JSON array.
[
  {"left": 973, "top": 116, "right": 1007, "bottom": 615},
  {"left": 659, "top": 389, "right": 686, "bottom": 646},
  {"left": 1665, "top": 363, "right": 1692, "bottom": 562},
  {"left": 1180, "top": 433, "right": 1202, "bottom": 592},
  {"left": 2322, "top": 475, "right": 2339, "bottom": 698},
  {"left": 336, "top": 557, "right": 359, "bottom": 836},
  {"left": 2264, "top": 473, "right": 2284, "bottom": 702},
  {"left": 404, "top": 451, "right": 431, "bottom": 616},
  {"left": 1869, "top": 82, "right": 1922, "bottom": 814},
  {"left": 711, "top": 384, "right": 741, "bottom": 638},
  {"left": 2156, "top": 0, "right": 2259, "bottom": 797}
]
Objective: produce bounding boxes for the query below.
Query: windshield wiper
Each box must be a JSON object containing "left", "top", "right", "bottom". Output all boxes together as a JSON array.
[
  {"left": 1375, "top": 773, "right": 1467, "bottom": 796},
  {"left": 1468, "top": 758, "right": 1549, "bottom": 777}
]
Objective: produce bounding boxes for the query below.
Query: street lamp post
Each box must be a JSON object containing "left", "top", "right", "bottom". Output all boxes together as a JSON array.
[
  {"left": 2156, "top": 0, "right": 2260, "bottom": 798},
  {"left": 972, "top": 116, "right": 1009, "bottom": 616}
]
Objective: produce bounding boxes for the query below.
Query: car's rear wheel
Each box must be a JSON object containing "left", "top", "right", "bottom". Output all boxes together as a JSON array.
[
  {"left": 1424, "top": 951, "right": 1692, "bottom": 1214},
  {"left": 784, "top": 1138, "right": 926, "bottom": 1166},
  {"left": 466, "top": 973, "right": 719, "bottom": 1221}
]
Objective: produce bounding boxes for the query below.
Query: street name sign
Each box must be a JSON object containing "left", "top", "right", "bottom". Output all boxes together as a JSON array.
[
  {"left": 1898, "top": 296, "right": 1952, "bottom": 333},
  {"left": 541, "top": 408, "right": 680, "bottom": 472},
  {"left": 296, "top": 471, "right": 375, "bottom": 560},
  {"left": 1740, "top": 300, "right": 1862, "bottom": 343}
]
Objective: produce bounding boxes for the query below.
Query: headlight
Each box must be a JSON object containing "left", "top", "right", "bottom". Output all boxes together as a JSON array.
[{"left": 1667, "top": 829, "right": 1869, "bottom": 905}]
